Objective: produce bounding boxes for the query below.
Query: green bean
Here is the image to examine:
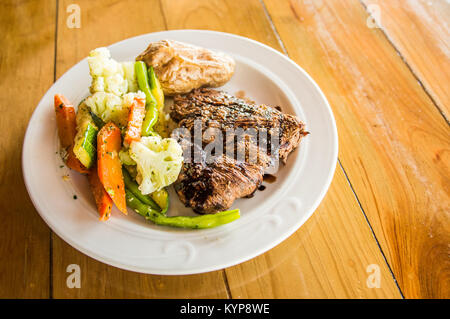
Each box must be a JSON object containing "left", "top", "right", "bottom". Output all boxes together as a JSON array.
[
  {"left": 135, "top": 61, "right": 159, "bottom": 135},
  {"left": 122, "top": 168, "right": 160, "bottom": 211},
  {"left": 150, "top": 209, "right": 241, "bottom": 229},
  {"left": 125, "top": 190, "right": 240, "bottom": 229},
  {"left": 135, "top": 61, "right": 156, "bottom": 105},
  {"left": 141, "top": 105, "right": 158, "bottom": 136},
  {"left": 126, "top": 189, "right": 160, "bottom": 217}
]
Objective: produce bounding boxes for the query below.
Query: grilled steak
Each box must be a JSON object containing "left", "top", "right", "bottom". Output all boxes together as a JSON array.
[{"left": 171, "top": 88, "right": 308, "bottom": 214}]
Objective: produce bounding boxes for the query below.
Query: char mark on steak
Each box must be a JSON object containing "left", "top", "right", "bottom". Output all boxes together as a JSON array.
[{"left": 171, "top": 88, "right": 308, "bottom": 214}]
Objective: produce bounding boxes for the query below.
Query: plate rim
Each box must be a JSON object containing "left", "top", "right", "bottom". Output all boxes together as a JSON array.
[{"left": 22, "top": 30, "right": 338, "bottom": 275}]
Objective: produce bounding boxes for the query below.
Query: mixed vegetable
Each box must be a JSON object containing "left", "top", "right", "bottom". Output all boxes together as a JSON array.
[{"left": 54, "top": 47, "right": 240, "bottom": 229}]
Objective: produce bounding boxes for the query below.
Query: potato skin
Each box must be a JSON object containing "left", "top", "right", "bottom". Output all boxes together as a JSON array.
[{"left": 136, "top": 40, "right": 235, "bottom": 95}]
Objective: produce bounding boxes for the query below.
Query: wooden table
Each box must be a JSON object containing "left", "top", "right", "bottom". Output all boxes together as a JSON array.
[{"left": 1, "top": 0, "right": 448, "bottom": 299}]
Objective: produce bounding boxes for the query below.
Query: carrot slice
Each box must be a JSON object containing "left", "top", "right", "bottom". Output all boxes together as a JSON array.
[
  {"left": 54, "top": 94, "right": 89, "bottom": 174},
  {"left": 97, "top": 122, "right": 127, "bottom": 214},
  {"left": 124, "top": 96, "right": 146, "bottom": 146},
  {"left": 88, "top": 166, "right": 113, "bottom": 221},
  {"left": 54, "top": 94, "right": 76, "bottom": 148}
]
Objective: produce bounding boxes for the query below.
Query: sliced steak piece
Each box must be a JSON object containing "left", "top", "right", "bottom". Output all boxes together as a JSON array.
[
  {"left": 174, "top": 153, "right": 267, "bottom": 214},
  {"left": 171, "top": 88, "right": 308, "bottom": 214}
]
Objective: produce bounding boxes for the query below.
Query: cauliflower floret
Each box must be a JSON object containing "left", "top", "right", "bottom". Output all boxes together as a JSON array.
[
  {"left": 121, "top": 61, "right": 138, "bottom": 93},
  {"left": 88, "top": 47, "right": 128, "bottom": 96},
  {"left": 130, "top": 136, "right": 183, "bottom": 195},
  {"left": 85, "top": 91, "right": 145, "bottom": 128}
]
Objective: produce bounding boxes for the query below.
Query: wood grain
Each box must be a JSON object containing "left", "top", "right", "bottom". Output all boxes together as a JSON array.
[
  {"left": 161, "top": 0, "right": 280, "bottom": 49},
  {"left": 52, "top": 0, "right": 228, "bottom": 299},
  {"left": 52, "top": 238, "right": 229, "bottom": 298},
  {"left": 361, "top": 0, "right": 450, "bottom": 120},
  {"left": 263, "top": 0, "right": 450, "bottom": 298},
  {"left": 225, "top": 169, "right": 402, "bottom": 298},
  {"left": 4, "top": 0, "right": 445, "bottom": 298},
  {"left": 0, "top": 0, "right": 55, "bottom": 298},
  {"left": 161, "top": 0, "right": 402, "bottom": 299}
]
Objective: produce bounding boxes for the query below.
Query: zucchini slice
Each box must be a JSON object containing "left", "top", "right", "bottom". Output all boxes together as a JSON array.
[
  {"left": 73, "top": 103, "right": 98, "bottom": 169},
  {"left": 148, "top": 67, "right": 168, "bottom": 137},
  {"left": 148, "top": 66, "right": 164, "bottom": 110},
  {"left": 89, "top": 110, "right": 105, "bottom": 129}
]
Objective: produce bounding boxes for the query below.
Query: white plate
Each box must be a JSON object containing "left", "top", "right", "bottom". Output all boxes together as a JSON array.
[{"left": 22, "top": 30, "right": 338, "bottom": 275}]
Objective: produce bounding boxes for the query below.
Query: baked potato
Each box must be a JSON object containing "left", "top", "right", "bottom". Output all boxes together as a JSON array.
[{"left": 136, "top": 40, "right": 235, "bottom": 95}]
